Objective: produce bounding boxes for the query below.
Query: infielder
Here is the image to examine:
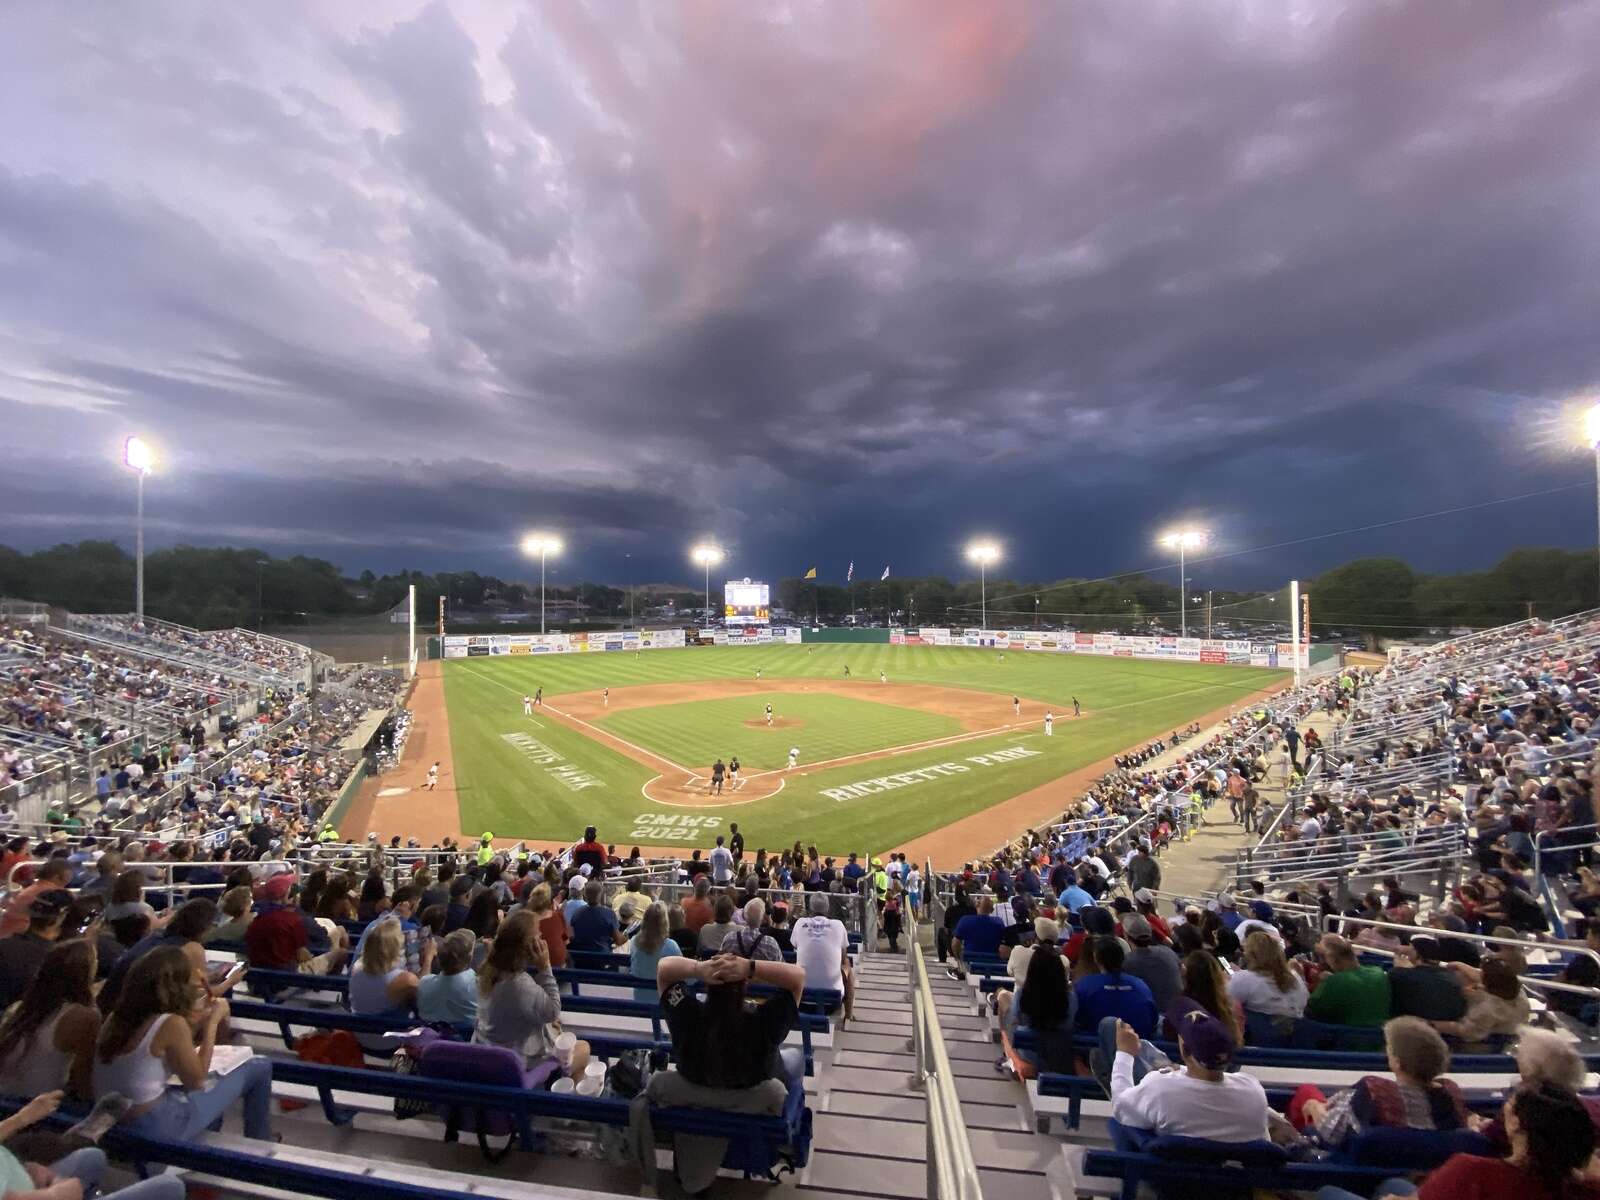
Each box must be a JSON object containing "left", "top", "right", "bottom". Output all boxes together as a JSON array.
[
  {"left": 1044, "top": 711, "right": 1054, "bottom": 736},
  {"left": 522, "top": 695, "right": 532, "bottom": 716},
  {"left": 602, "top": 687, "right": 609, "bottom": 707},
  {"left": 1012, "top": 694, "right": 1020, "bottom": 716},
  {"left": 843, "top": 664, "right": 851, "bottom": 677},
  {"left": 787, "top": 746, "right": 800, "bottom": 769},
  {"left": 1072, "top": 696, "right": 1081, "bottom": 718},
  {"left": 879, "top": 670, "right": 886, "bottom": 683},
  {"left": 425, "top": 761, "right": 440, "bottom": 790},
  {"left": 756, "top": 667, "right": 762, "bottom": 680},
  {"left": 765, "top": 703, "right": 774, "bottom": 726}
]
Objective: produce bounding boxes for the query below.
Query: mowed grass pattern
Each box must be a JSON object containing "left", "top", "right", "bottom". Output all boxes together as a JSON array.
[
  {"left": 442, "top": 644, "right": 1288, "bottom": 852},
  {"left": 594, "top": 692, "right": 963, "bottom": 771}
]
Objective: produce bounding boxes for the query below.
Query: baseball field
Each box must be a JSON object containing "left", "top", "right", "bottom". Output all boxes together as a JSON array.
[{"left": 366, "top": 642, "right": 1287, "bottom": 860}]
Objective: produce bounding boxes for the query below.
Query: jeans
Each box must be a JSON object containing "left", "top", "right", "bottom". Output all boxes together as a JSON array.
[
  {"left": 1315, "top": 1183, "right": 1415, "bottom": 1200},
  {"left": 1091, "top": 1015, "right": 1171, "bottom": 1095},
  {"left": 49, "top": 1148, "right": 187, "bottom": 1200},
  {"left": 124, "top": 1054, "right": 275, "bottom": 1141}
]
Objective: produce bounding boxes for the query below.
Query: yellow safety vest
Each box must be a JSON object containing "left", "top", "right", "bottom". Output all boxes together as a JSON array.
[{"left": 477, "top": 843, "right": 494, "bottom": 866}]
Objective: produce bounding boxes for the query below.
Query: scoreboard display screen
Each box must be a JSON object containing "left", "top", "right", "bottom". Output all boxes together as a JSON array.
[{"left": 723, "top": 580, "right": 770, "bottom": 625}]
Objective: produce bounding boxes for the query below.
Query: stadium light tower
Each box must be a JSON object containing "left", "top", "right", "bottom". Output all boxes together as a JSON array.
[
  {"left": 1585, "top": 403, "right": 1600, "bottom": 603},
  {"left": 1159, "top": 528, "right": 1207, "bottom": 639},
  {"left": 964, "top": 540, "right": 1001, "bottom": 628},
  {"left": 122, "top": 436, "right": 156, "bottom": 628},
  {"left": 520, "top": 533, "right": 562, "bottom": 634},
  {"left": 690, "top": 543, "right": 724, "bottom": 629}
]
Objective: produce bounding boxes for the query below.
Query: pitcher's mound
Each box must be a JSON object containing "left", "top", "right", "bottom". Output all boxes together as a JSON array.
[{"left": 741, "top": 716, "right": 804, "bottom": 730}]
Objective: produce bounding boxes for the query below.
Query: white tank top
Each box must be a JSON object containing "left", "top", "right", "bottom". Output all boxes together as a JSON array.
[
  {"left": 0, "top": 1008, "right": 70, "bottom": 1094},
  {"left": 93, "top": 1014, "right": 171, "bottom": 1104}
]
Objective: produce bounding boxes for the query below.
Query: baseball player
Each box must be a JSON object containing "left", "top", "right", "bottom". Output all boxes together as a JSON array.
[
  {"left": 425, "top": 761, "right": 440, "bottom": 790},
  {"left": 765, "top": 703, "right": 774, "bottom": 727},
  {"left": 787, "top": 746, "right": 800, "bottom": 770},
  {"left": 879, "top": 670, "right": 886, "bottom": 683},
  {"left": 728, "top": 755, "right": 741, "bottom": 787},
  {"left": 710, "top": 758, "right": 726, "bottom": 795},
  {"left": 843, "top": 664, "right": 851, "bottom": 677},
  {"left": 1044, "top": 711, "right": 1054, "bottom": 737},
  {"left": 1012, "top": 695, "right": 1020, "bottom": 716},
  {"left": 756, "top": 667, "right": 763, "bottom": 680},
  {"left": 602, "top": 687, "right": 609, "bottom": 707},
  {"left": 1072, "top": 696, "right": 1081, "bottom": 718},
  {"left": 535, "top": 686, "right": 543, "bottom": 707},
  {"left": 522, "top": 695, "right": 532, "bottom": 716}
]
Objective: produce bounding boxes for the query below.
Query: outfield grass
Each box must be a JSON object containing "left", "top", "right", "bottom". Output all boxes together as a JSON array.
[
  {"left": 595, "top": 692, "right": 963, "bottom": 770},
  {"left": 442, "top": 644, "right": 1286, "bottom": 853}
]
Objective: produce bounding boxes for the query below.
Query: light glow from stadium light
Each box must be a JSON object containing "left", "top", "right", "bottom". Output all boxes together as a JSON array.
[
  {"left": 122, "top": 435, "right": 155, "bottom": 475},
  {"left": 1159, "top": 527, "right": 1207, "bottom": 639},
  {"left": 1584, "top": 402, "right": 1600, "bottom": 449},
  {"left": 520, "top": 533, "right": 562, "bottom": 634},
  {"left": 121, "top": 436, "right": 156, "bottom": 627},
  {"left": 964, "top": 540, "right": 1001, "bottom": 626},
  {"left": 690, "top": 544, "right": 725, "bottom": 629}
]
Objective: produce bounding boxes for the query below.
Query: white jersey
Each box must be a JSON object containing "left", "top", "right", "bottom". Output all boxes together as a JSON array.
[
  {"left": 1110, "top": 1054, "right": 1270, "bottom": 1142},
  {"left": 792, "top": 915, "right": 848, "bottom": 994}
]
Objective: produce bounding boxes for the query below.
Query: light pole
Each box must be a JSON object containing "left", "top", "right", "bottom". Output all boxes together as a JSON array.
[
  {"left": 690, "top": 544, "right": 724, "bottom": 629},
  {"left": 122, "top": 437, "right": 155, "bottom": 628},
  {"left": 520, "top": 533, "right": 562, "bottom": 634},
  {"left": 1159, "top": 528, "right": 1207, "bottom": 639},
  {"left": 964, "top": 541, "right": 1000, "bottom": 628},
  {"left": 1586, "top": 404, "right": 1600, "bottom": 604},
  {"left": 625, "top": 553, "right": 633, "bottom": 629}
]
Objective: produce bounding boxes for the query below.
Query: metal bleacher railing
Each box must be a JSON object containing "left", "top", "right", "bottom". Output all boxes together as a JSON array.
[{"left": 909, "top": 857, "right": 982, "bottom": 1200}]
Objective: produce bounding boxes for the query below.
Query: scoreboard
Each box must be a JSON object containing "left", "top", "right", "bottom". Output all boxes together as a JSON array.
[{"left": 723, "top": 580, "right": 770, "bottom": 625}]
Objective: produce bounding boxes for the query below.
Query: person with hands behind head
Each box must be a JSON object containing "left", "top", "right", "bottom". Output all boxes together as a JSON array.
[
  {"left": 647, "top": 953, "right": 807, "bottom": 1196},
  {"left": 94, "top": 946, "right": 273, "bottom": 1142}
]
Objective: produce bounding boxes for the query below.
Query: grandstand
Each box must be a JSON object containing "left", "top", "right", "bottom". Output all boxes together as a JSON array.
[{"left": 2, "top": 606, "right": 1599, "bottom": 1199}]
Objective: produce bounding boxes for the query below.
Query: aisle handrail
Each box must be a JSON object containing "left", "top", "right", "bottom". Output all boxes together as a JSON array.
[{"left": 907, "top": 932, "right": 981, "bottom": 1200}]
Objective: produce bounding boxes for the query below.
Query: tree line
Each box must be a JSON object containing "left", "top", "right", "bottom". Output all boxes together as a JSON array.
[{"left": 2, "top": 540, "right": 1595, "bottom": 643}]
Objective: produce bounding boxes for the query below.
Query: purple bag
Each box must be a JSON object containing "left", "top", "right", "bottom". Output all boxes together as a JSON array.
[{"left": 418, "top": 1041, "right": 560, "bottom": 1161}]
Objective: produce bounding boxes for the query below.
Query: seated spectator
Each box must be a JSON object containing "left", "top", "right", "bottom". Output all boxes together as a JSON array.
[
  {"left": 416, "top": 930, "right": 478, "bottom": 1027},
  {"left": 1174, "top": 950, "right": 1242, "bottom": 1046},
  {"left": 1387, "top": 935, "right": 1468, "bottom": 1022},
  {"left": 721, "top": 898, "right": 781, "bottom": 961},
  {"left": 1432, "top": 957, "right": 1529, "bottom": 1048},
  {"left": 102, "top": 870, "right": 169, "bottom": 934},
  {"left": 523, "top": 882, "right": 570, "bottom": 969},
  {"left": 569, "top": 880, "right": 621, "bottom": 953},
  {"left": 947, "top": 896, "right": 1006, "bottom": 977},
  {"left": 999, "top": 942, "right": 1075, "bottom": 1078},
  {"left": 937, "top": 884, "right": 975, "bottom": 963},
  {"left": 0, "top": 1091, "right": 184, "bottom": 1200},
  {"left": 647, "top": 954, "right": 806, "bottom": 1194},
  {"left": 680, "top": 877, "right": 715, "bottom": 935},
  {"left": 356, "top": 874, "right": 390, "bottom": 923},
  {"left": 1306, "top": 934, "right": 1391, "bottom": 1028},
  {"left": 0, "top": 888, "right": 74, "bottom": 1011},
  {"left": 628, "top": 901, "right": 682, "bottom": 1004},
  {"left": 1102, "top": 998, "right": 1271, "bottom": 1145},
  {"left": 1227, "top": 930, "right": 1308, "bottom": 1019},
  {"left": 201, "top": 886, "right": 255, "bottom": 945},
  {"left": 1007, "top": 916, "right": 1068, "bottom": 989},
  {"left": 1075, "top": 936, "right": 1159, "bottom": 1037},
  {"left": 245, "top": 876, "right": 348, "bottom": 975},
  {"left": 0, "top": 939, "right": 100, "bottom": 1095},
  {"left": 762, "top": 901, "right": 794, "bottom": 955},
  {"left": 0, "top": 860, "right": 70, "bottom": 938},
  {"left": 99, "top": 899, "right": 232, "bottom": 1015},
  {"left": 1289, "top": 1017, "right": 1470, "bottom": 1149},
  {"left": 792, "top": 893, "right": 854, "bottom": 1020},
  {"left": 1122, "top": 914, "right": 1183, "bottom": 1012},
  {"left": 96, "top": 946, "right": 274, "bottom": 1140},
  {"left": 1476, "top": 1028, "right": 1600, "bottom": 1146},
  {"left": 474, "top": 910, "right": 589, "bottom": 1078},
  {"left": 696, "top": 896, "right": 738, "bottom": 957},
  {"left": 348, "top": 919, "right": 418, "bottom": 1049},
  {"left": 1317, "top": 1082, "right": 1599, "bottom": 1200}
]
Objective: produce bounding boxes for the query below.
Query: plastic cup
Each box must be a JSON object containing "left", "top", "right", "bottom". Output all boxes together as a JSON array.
[
  {"left": 584, "top": 1061, "right": 607, "bottom": 1083},
  {"left": 576, "top": 1076, "right": 601, "bottom": 1097},
  {"left": 550, "top": 1076, "right": 575, "bottom": 1093},
  {"left": 553, "top": 1031, "right": 577, "bottom": 1070}
]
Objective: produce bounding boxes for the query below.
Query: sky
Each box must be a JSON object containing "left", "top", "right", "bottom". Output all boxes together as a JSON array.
[{"left": 3, "top": 1, "right": 1599, "bottom": 591}]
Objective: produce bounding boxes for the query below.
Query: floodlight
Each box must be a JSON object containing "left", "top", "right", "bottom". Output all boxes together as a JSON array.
[{"left": 122, "top": 435, "right": 155, "bottom": 474}]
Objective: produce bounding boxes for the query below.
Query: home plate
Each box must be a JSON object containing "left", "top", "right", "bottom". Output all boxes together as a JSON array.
[{"left": 377, "top": 787, "right": 410, "bottom": 797}]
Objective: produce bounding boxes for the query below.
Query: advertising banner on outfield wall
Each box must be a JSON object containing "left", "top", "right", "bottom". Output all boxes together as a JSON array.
[
  {"left": 782, "top": 627, "right": 803, "bottom": 645},
  {"left": 920, "top": 628, "right": 951, "bottom": 646},
  {"left": 889, "top": 630, "right": 904, "bottom": 645}
]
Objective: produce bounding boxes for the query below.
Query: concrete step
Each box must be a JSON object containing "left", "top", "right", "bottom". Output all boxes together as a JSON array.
[{"left": 821, "top": 1090, "right": 1025, "bottom": 1133}]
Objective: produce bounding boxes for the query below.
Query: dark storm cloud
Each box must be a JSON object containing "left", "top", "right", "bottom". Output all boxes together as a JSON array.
[{"left": 2, "top": 1, "right": 1598, "bottom": 587}]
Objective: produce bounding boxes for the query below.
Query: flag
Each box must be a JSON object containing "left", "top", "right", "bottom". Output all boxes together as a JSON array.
[
  {"left": 846, "top": 561, "right": 854, "bottom": 583},
  {"left": 803, "top": 567, "right": 817, "bottom": 580},
  {"left": 880, "top": 565, "right": 890, "bottom": 581}
]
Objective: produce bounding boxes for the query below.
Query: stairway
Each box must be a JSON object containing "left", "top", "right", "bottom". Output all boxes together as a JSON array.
[{"left": 793, "top": 951, "right": 1068, "bottom": 1200}]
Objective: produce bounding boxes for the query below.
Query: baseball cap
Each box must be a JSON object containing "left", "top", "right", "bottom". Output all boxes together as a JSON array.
[
  {"left": 1122, "top": 913, "right": 1152, "bottom": 942},
  {"left": 1080, "top": 906, "right": 1115, "bottom": 936},
  {"left": 1167, "top": 997, "right": 1236, "bottom": 1069},
  {"left": 1133, "top": 888, "right": 1155, "bottom": 907},
  {"left": 578, "top": 863, "right": 593, "bottom": 876},
  {"left": 30, "top": 889, "right": 74, "bottom": 919},
  {"left": 1250, "top": 900, "right": 1274, "bottom": 921},
  {"left": 1033, "top": 917, "right": 1060, "bottom": 943},
  {"left": 262, "top": 874, "right": 295, "bottom": 903},
  {"left": 1216, "top": 891, "right": 1237, "bottom": 909}
]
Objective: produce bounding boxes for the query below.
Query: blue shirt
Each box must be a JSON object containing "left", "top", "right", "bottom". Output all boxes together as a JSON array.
[
  {"left": 1059, "top": 885, "right": 1094, "bottom": 914},
  {"left": 952, "top": 914, "right": 1005, "bottom": 958},
  {"left": 417, "top": 970, "right": 479, "bottom": 1027},
  {"left": 570, "top": 903, "right": 619, "bottom": 953},
  {"left": 842, "top": 863, "right": 866, "bottom": 882},
  {"left": 1073, "top": 971, "right": 1158, "bottom": 1037},
  {"left": 628, "top": 937, "right": 682, "bottom": 1003}
]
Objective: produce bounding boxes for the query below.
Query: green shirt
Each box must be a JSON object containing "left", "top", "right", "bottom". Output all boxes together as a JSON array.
[
  {"left": 1306, "top": 965, "right": 1391, "bottom": 1027},
  {"left": 0, "top": 1145, "right": 34, "bottom": 1196}
]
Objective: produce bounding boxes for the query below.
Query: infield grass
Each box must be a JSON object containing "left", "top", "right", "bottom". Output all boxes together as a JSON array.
[{"left": 441, "top": 644, "right": 1287, "bottom": 853}]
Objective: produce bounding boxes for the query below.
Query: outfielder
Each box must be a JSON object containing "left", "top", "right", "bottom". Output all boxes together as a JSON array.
[
  {"left": 1044, "top": 711, "right": 1054, "bottom": 737},
  {"left": 879, "top": 670, "right": 886, "bottom": 683}
]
